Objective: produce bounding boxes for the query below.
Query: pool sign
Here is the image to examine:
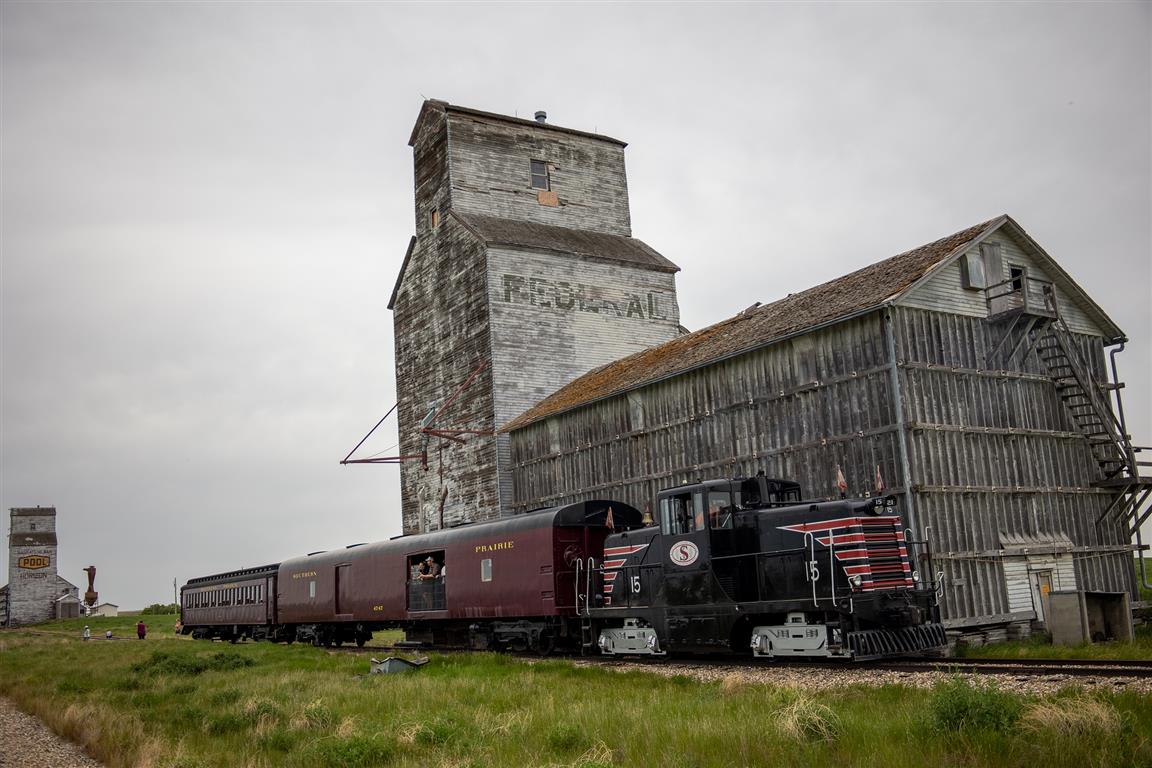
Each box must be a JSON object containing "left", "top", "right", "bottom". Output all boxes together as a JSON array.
[
  {"left": 18, "top": 555, "right": 50, "bottom": 570},
  {"left": 669, "top": 541, "right": 699, "bottom": 567}
]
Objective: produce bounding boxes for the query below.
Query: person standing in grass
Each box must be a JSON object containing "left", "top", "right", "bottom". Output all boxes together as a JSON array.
[
  {"left": 136, "top": 620, "right": 147, "bottom": 640},
  {"left": 82, "top": 625, "right": 90, "bottom": 641}
]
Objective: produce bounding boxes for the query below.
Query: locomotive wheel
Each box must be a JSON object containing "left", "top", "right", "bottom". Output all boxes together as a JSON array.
[
  {"left": 356, "top": 636, "right": 367, "bottom": 648},
  {"left": 535, "top": 634, "right": 554, "bottom": 656}
]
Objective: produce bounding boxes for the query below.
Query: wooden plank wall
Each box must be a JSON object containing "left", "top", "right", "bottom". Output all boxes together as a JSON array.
[
  {"left": 393, "top": 214, "right": 498, "bottom": 534},
  {"left": 509, "top": 312, "right": 903, "bottom": 516},
  {"left": 447, "top": 113, "right": 632, "bottom": 237},
  {"left": 892, "top": 306, "right": 1134, "bottom": 624},
  {"left": 508, "top": 305, "right": 1135, "bottom": 625},
  {"left": 486, "top": 246, "right": 681, "bottom": 510}
]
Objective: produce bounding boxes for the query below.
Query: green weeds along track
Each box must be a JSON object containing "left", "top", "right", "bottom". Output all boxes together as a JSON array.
[{"left": 1, "top": 622, "right": 1151, "bottom": 768}]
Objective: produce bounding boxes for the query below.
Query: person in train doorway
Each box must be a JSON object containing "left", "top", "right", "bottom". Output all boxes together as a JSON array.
[
  {"left": 418, "top": 557, "right": 440, "bottom": 581},
  {"left": 418, "top": 557, "right": 440, "bottom": 611},
  {"left": 136, "top": 620, "right": 147, "bottom": 640}
]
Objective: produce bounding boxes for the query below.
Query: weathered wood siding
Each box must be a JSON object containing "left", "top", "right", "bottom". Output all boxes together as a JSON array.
[
  {"left": 509, "top": 312, "right": 904, "bottom": 518},
  {"left": 413, "top": 108, "right": 451, "bottom": 240},
  {"left": 446, "top": 113, "right": 632, "bottom": 236},
  {"left": 6, "top": 508, "right": 76, "bottom": 627},
  {"left": 1003, "top": 555, "right": 1077, "bottom": 616},
  {"left": 901, "top": 225, "right": 1103, "bottom": 336},
  {"left": 891, "top": 305, "right": 1133, "bottom": 624},
  {"left": 393, "top": 104, "right": 677, "bottom": 533},
  {"left": 487, "top": 246, "right": 680, "bottom": 509},
  {"left": 393, "top": 214, "right": 497, "bottom": 534},
  {"left": 508, "top": 303, "right": 1135, "bottom": 626}
]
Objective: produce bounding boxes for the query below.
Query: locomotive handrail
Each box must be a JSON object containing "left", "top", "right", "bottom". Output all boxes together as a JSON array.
[
  {"left": 827, "top": 526, "right": 838, "bottom": 607},
  {"left": 574, "top": 558, "right": 583, "bottom": 616},
  {"left": 585, "top": 557, "right": 596, "bottom": 614},
  {"left": 804, "top": 532, "right": 819, "bottom": 607}
]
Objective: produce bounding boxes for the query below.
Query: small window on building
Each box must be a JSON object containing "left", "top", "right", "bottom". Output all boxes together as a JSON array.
[
  {"left": 308, "top": 580, "right": 316, "bottom": 599},
  {"left": 481, "top": 558, "right": 493, "bottom": 582},
  {"left": 1009, "top": 264, "right": 1026, "bottom": 293},
  {"left": 530, "top": 159, "right": 550, "bottom": 190},
  {"left": 429, "top": 208, "right": 440, "bottom": 229}
]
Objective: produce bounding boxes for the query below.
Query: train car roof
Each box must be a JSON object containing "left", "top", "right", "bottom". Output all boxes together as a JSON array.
[
  {"left": 182, "top": 562, "right": 280, "bottom": 588},
  {"left": 278, "top": 500, "right": 643, "bottom": 570}
]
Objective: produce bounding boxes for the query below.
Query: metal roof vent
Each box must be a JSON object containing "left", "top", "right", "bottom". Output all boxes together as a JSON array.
[{"left": 534, "top": 110, "right": 547, "bottom": 124}]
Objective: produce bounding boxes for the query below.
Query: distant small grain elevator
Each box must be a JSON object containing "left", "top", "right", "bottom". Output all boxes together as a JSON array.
[
  {"left": 1, "top": 507, "right": 81, "bottom": 626},
  {"left": 389, "top": 101, "right": 682, "bottom": 534}
]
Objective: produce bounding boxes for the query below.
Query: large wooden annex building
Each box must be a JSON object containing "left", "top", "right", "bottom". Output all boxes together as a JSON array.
[
  {"left": 390, "top": 101, "right": 1149, "bottom": 633},
  {"left": 503, "top": 217, "right": 1149, "bottom": 632}
]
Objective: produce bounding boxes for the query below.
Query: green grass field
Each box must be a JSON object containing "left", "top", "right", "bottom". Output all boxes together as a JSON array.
[{"left": 3, "top": 617, "right": 1151, "bottom": 767}]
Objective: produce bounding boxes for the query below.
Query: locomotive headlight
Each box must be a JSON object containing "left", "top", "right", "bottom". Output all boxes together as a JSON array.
[
  {"left": 912, "top": 570, "right": 921, "bottom": 583},
  {"left": 850, "top": 575, "right": 863, "bottom": 589}
]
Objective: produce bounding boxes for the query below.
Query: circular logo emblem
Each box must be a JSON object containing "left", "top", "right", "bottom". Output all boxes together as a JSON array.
[{"left": 669, "top": 541, "right": 699, "bottom": 567}]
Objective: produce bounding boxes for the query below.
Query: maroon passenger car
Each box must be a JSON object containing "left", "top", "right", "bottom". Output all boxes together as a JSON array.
[
  {"left": 180, "top": 563, "right": 280, "bottom": 641},
  {"left": 275, "top": 500, "right": 642, "bottom": 650}
]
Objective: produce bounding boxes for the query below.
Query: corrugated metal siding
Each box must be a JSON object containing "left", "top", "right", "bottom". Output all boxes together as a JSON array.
[{"left": 900, "top": 226, "right": 1104, "bottom": 336}]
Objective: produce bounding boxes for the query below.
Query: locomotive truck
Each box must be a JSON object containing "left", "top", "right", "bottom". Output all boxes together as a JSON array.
[{"left": 180, "top": 474, "right": 947, "bottom": 659}]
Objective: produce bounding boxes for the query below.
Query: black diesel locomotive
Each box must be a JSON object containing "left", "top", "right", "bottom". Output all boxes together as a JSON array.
[
  {"left": 181, "top": 474, "right": 946, "bottom": 660},
  {"left": 591, "top": 475, "right": 945, "bottom": 659}
]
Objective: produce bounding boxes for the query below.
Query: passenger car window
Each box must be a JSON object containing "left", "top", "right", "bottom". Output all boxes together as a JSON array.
[{"left": 481, "top": 558, "right": 493, "bottom": 582}]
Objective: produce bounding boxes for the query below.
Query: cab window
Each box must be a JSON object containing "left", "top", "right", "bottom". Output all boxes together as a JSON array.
[
  {"left": 707, "top": 490, "right": 734, "bottom": 529},
  {"left": 660, "top": 492, "right": 704, "bottom": 535}
]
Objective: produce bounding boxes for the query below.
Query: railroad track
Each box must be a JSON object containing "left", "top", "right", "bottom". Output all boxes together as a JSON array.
[
  {"left": 325, "top": 643, "right": 1152, "bottom": 679},
  {"left": 864, "top": 657, "right": 1152, "bottom": 679}
]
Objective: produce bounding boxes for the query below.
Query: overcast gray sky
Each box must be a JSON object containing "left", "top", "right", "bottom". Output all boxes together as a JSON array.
[{"left": 2, "top": 2, "right": 1149, "bottom": 610}]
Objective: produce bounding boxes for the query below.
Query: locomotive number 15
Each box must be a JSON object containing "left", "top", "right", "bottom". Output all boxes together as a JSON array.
[{"left": 630, "top": 575, "right": 641, "bottom": 594}]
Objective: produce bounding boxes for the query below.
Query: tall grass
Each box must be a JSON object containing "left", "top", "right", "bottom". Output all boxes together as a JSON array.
[{"left": 1, "top": 626, "right": 1150, "bottom": 767}]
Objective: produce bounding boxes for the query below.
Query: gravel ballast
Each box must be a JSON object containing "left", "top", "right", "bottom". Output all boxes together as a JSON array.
[{"left": 0, "top": 698, "right": 105, "bottom": 768}]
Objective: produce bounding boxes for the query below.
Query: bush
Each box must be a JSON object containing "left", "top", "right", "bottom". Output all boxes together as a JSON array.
[
  {"left": 776, "top": 694, "right": 841, "bottom": 742},
  {"left": 292, "top": 734, "right": 395, "bottom": 768},
  {"left": 928, "top": 676, "right": 1022, "bottom": 733},
  {"left": 140, "top": 603, "right": 179, "bottom": 615},
  {"left": 545, "top": 722, "right": 589, "bottom": 753},
  {"left": 302, "top": 699, "right": 335, "bottom": 730},
  {"left": 202, "top": 712, "right": 247, "bottom": 735},
  {"left": 131, "top": 650, "right": 255, "bottom": 676}
]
